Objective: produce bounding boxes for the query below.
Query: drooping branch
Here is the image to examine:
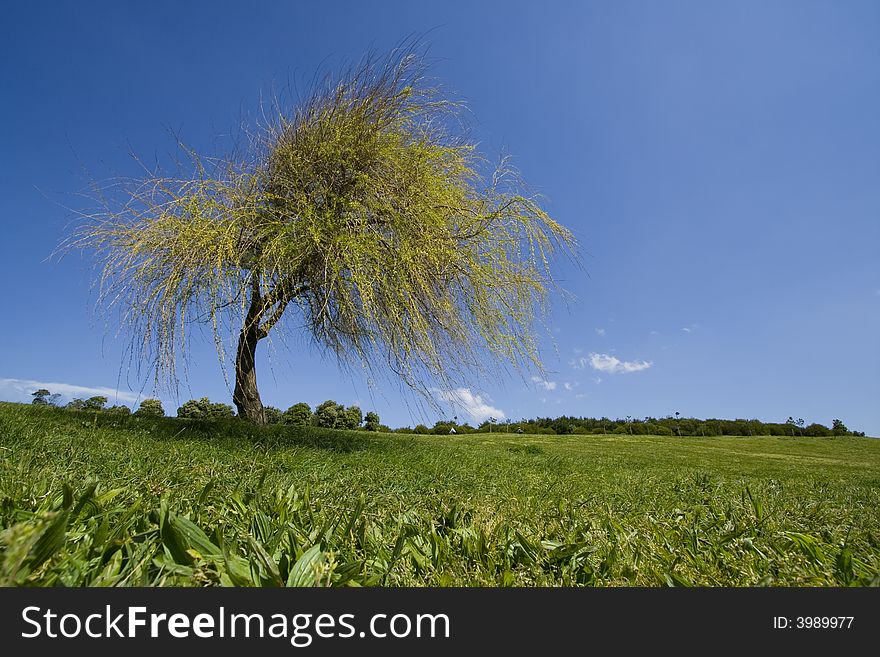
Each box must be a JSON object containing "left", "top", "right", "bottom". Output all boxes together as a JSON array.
[{"left": 64, "top": 41, "right": 579, "bottom": 416}]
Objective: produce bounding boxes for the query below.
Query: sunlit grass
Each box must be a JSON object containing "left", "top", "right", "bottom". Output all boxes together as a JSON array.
[{"left": 1, "top": 402, "right": 878, "bottom": 586}]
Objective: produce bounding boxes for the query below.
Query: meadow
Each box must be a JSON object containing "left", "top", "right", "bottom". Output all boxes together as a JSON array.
[{"left": 1, "top": 402, "right": 878, "bottom": 586}]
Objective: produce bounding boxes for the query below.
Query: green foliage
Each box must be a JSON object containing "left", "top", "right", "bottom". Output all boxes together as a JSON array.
[
  {"left": 177, "top": 397, "right": 235, "bottom": 420},
  {"left": 106, "top": 405, "right": 131, "bottom": 415},
  {"left": 67, "top": 44, "right": 577, "bottom": 418},
  {"left": 84, "top": 396, "right": 108, "bottom": 411},
  {"left": 501, "top": 415, "right": 860, "bottom": 438},
  {"left": 805, "top": 423, "right": 831, "bottom": 438},
  {"left": 0, "top": 402, "right": 878, "bottom": 587},
  {"left": 339, "top": 406, "right": 363, "bottom": 430},
  {"left": 31, "top": 389, "right": 51, "bottom": 405},
  {"left": 364, "top": 411, "right": 380, "bottom": 432},
  {"left": 283, "top": 402, "right": 312, "bottom": 426},
  {"left": 314, "top": 400, "right": 344, "bottom": 429},
  {"left": 134, "top": 399, "right": 165, "bottom": 417},
  {"left": 263, "top": 406, "right": 284, "bottom": 425}
]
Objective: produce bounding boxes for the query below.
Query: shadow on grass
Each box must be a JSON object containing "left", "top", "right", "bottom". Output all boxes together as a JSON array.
[{"left": 0, "top": 402, "right": 384, "bottom": 454}]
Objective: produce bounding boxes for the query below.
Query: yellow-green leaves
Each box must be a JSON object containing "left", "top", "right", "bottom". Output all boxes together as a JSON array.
[{"left": 69, "top": 45, "right": 577, "bottom": 403}]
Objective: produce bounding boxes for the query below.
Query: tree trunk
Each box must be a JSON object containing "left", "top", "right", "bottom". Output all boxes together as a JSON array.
[
  {"left": 233, "top": 279, "right": 267, "bottom": 425},
  {"left": 233, "top": 325, "right": 265, "bottom": 424}
]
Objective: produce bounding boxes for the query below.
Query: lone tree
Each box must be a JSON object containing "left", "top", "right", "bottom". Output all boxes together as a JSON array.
[{"left": 67, "top": 45, "right": 577, "bottom": 424}]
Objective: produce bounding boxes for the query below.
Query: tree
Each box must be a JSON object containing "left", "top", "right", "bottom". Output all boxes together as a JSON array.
[
  {"left": 263, "top": 406, "right": 283, "bottom": 425},
  {"left": 106, "top": 405, "right": 131, "bottom": 415},
  {"left": 177, "top": 398, "right": 209, "bottom": 419},
  {"left": 134, "top": 399, "right": 165, "bottom": 417},
  {"left": 177, "top": 397, "right": 235, "bottom": 420},
  {"left": 67, "top": 44, "right": 576, "bottom": 424},
  {"left": 314, "top": 400, "right": 344, "bottom": 429},
  {"left": 831, "top": 419, "right": 848, "bottom": 436},
  {"left": 364, "top": 411, "right": 380, "bottom": 431},
  {"left": 283, "top": 402, "right": 313, "bottom": 426},
  {"left": 84, "top": 396, "right": 108, "bottom": 411},
  {"left": 31, "top": 389, "right": 51, "bottom": 405},
  {"left": 66, "top": 398, "right": 87, "bottom": 410},
  {"left": 340, "top": 405, "right": 363, "bottom": 430},
  {"left": 804, "top": 423, "right": 830, "bottom": 437}
]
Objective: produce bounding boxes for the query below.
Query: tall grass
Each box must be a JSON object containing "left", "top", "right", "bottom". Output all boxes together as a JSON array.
[{"left": 1, "top": 403, "right": 878, "bottom": 586}]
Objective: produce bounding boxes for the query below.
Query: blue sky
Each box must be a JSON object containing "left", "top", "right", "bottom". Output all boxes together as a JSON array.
[{"left": 1, "top": 1, "right": 878, "bottom": 435}]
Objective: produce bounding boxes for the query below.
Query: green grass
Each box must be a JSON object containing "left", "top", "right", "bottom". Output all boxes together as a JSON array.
[{"left": 1, "top": 402, "right": 878, "bottom": 586}]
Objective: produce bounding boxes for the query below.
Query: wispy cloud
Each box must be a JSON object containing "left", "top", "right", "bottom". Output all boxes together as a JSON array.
[
  {"left": 563, "top": 381, "right": 579, "bottom": 391},
  {"left": 531, "top": 376, "right": 557, "bottom": 391},
  {"left": 436, "top": 387, "right": 505, "bottom": 423},
  {"left": 573, "top": 347, "right": 584, "bottom": 355},
  {"left": 592, "top": 376, "right": 603, "bottom": 385},
  {"left": 595, "top": 328, "right": 606, "bottom": 337},
  {"left": 0, "top": 378, "right": 141, "bottom": 405},
  {"left": 650, "top": 330, "right": 660, "bottom": 336},
  {"left": 681, "top": 323, "right": 698, "bottom": 334},
  {"left": 681, "top": 327, "right": 692, "bottom": 333},
  {"left": 571, "top": 353, "right": 652, "bottom": 374}
]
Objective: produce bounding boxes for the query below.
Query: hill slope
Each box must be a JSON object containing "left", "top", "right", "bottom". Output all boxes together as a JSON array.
[{"left": 1, "top": 403, "right": 878, "bottom": 586}]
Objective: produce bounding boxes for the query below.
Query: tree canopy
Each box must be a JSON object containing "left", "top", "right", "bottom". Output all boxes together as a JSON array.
[{"left": 67, "top": 44, "right": 577, "bottom": 423}]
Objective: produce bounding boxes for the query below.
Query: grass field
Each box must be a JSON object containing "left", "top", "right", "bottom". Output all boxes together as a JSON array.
[{"left": 1, "top": 402, "right": 878, "bottom": 586}]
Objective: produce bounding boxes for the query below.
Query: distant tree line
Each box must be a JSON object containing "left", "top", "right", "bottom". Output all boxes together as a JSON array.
[
  {"left": 386, "top": 414, "right": 865, "bottom": 437},
  {"left": 31, "top": 389, "right": 381, "bottom": 430},
  {"left": 28, "top": 389, "right": 864, "bottom": 436}
]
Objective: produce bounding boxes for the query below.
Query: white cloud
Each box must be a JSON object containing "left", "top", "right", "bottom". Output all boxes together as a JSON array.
[
  {"left": 0, "top": 378, "right": 142, "bottom": 405},
  {"left": 595, "top": 328, "right": 606, "bottom": 337},
  {"left": 573, "top": 353, "right": 652, "bottom": 374},
  {"left": 531, "top": 376, "right": 557, "bottom": 391},
  {"left": 592, "top": 376, "right": 603, "bottom": 385},
  {"left": 681, "top": 327, "right": 692, "bottom": 333},
  {"left": 563, "top": 381, "right": 579, "bottom": 391},
  {"left": 436, "top": 387, "right": 505, "bottom": 424}
]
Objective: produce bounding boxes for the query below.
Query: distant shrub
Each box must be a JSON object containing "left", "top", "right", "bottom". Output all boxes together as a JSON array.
[
  {"left": 804, "top": 423, "right": 831, "bottom": 437},
  {"left": 106, "top": 405, "right": 131, "bottom": 415},
  {"left": 263, "top": 406, "right": 284, "bottom": 425},
  {"left": 339, "top": 406, "right": 363, "bottom": 430},
  {"left": 364, "top": 411, "right": 380, "bottom": 432},
  {"left": 134, "top": 399, "right": 165, "bottom": 417},
  {"left": 552, "top": 421, "right": 573, "bottom": 435},
  {"left": 177, "top": 397, "right": 234, "bottom": 420},
  {"left": 283, "top": 402, "right": 312, "bottom": 426},
  {"left": 84, "top": 396, "right": 108, "bottom": 411},
  {"left": 313, "top": 400, "right": 343, "bottom": 428}
]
